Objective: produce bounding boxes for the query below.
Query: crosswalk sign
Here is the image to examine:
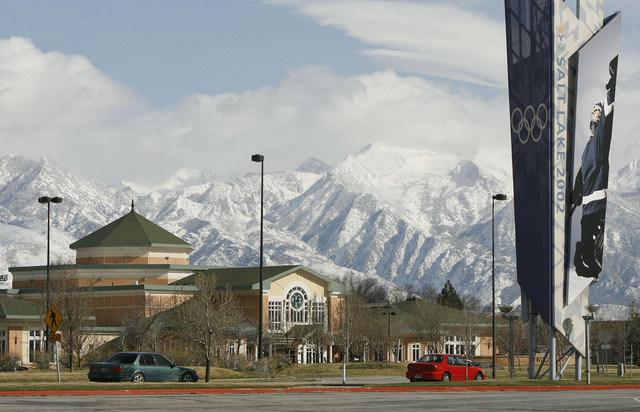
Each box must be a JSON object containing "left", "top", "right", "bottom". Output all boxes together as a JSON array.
[{"left": 45, "top": 304, "right": 63, "bottom": 333}]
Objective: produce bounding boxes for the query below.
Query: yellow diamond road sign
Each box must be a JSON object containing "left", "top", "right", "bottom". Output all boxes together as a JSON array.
[{"left": 45, "top": 304, "right": 63, "bottom": 333}]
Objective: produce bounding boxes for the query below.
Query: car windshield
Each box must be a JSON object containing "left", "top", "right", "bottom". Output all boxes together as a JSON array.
[
  {"left": 417, "top": 354, "right": 443, "bottom": 363},
  {"left": 104, "top": 353, "right": 138, "bottom": 364},
  {"left": 152, "top": 354, "right": 173, "bottom": 367}
]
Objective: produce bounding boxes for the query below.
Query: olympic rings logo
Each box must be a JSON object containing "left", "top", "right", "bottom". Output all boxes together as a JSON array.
[{"left": 511, "top": 103, "right": 548, "bottom": 144}]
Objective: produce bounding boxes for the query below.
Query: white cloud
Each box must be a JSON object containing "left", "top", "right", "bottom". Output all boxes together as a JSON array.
[
  {"left": 0, "top": 37, "right": 147, "bottom": 178},
  {"left": 0, "top": 36, "right": 510, "bottom": 186},
  {"left": 268, "top": 0, "right": 507, "bottom": 87},
  {"left": 1, "top": 0, "right": 638, "bottom": 187},
  {"left": 122, "top": 65, "right": 511, "bottom": 185},
  {"left": 265, "top": 0, "right": 640, "bottom": 171}
]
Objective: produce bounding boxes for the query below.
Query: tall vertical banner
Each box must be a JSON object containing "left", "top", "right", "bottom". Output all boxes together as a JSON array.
[
  {"left": 505, "top": 0, "right": 553, "bottom": 326},
  {"left": 505, "top": 0, "right": 621, "bottom": 357}
]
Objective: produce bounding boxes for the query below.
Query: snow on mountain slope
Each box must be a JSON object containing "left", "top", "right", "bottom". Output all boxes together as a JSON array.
[{"left": 0, "top": 150, "right": 637, "bottom": 310}]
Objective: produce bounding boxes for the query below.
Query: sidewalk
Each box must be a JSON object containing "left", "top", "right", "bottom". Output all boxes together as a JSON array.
[{"left": 2, "top": 375, "right": 640, "bottom": 397}]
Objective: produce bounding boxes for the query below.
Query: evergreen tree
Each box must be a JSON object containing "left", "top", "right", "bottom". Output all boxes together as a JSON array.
[{"left": 436, "top": 280, "right": 463, "bottom": 310}]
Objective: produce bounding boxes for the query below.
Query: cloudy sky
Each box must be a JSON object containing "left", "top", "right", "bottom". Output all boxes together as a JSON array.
[{"left": 0, "top": 0, "right": 638, "bottom": 188}]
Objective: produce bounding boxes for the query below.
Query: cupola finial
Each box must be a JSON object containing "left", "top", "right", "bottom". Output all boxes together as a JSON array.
[{"left": 131, "top": 199, "right": 135, "bottom": 211}]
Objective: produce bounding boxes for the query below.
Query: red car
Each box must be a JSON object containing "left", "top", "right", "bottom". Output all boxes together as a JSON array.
[{"left": 406, "top": 354, "right": 485, "bottom": 382}]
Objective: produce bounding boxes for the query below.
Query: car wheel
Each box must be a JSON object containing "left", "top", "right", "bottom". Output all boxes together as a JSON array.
[
  {"left": 409, "top": 378, "right": 416, "bottom": 382},
  {"left": 474, "top": 372, "right": 483, "bottom": 380},
  {"left": 441, "top": 372, "right": 451, "bottom": 382},
  {"left": 181, "top": 372, "right": 195, "bottom": 382},
  {"left": 131, "top": 372, "right": 145, "bottom": 383}
]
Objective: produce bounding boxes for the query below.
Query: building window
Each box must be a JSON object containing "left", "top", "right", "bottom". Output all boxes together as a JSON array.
[
  {"left": 444, "top": 336, "right": 477, "bottom": 356},
  {"left": 28, "top": 330, "right": 45, "bottom": 363},
  {"left": 286, "top": 287, "right": 309, "bottom": 324},
  {"left": 393, "top": 343, "right": 403, "bottom": 362},
  {"left": 0, "top": 328, "right": 6, "bottom": 355},
  {"left": 268, "top": 301, "right": 283, "bottom": 331},
  {"left": 305, "top": 346, "right": 317, "bottom": 364},
  {"left": 311, "top": 300, "right": 326, "bottom": 325},
  {"left": 412, "top": 344, "right": 420, "bottom": 361}
]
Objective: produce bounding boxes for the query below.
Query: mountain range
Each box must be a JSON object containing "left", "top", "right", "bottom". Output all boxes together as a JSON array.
[{"left": 0, "top": 146, "right": 638, "bottom": 316}]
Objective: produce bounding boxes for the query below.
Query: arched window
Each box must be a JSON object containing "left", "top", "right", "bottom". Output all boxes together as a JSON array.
[{"left": 286, "top": 286, "right": 308, "bottom": 324}]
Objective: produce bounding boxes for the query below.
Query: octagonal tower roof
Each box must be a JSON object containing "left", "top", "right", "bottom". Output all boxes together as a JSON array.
[{"left": 69, "top": 206, "right": 192, "bottom": 251}]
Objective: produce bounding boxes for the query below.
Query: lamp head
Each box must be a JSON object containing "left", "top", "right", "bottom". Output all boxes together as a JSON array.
[
  {"left": 585, "top": 304, "right": 600, "bottom": 314},
  {"left": 493, "top": 194, "right": 507, "bottom": 201},
  {"left": 499, "top": 304, "right": 513, "bottom": 314},
  {"left": 251, "top": 154, "right": 264, "bottom": 163},
  {"left": 38, "top": 196, "right": 63, "bottom": 204}
]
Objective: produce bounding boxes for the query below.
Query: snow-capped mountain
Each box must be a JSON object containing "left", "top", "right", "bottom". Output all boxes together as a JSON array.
[{"left": 0, "top": 147, "right": 638, "bottom": 311}]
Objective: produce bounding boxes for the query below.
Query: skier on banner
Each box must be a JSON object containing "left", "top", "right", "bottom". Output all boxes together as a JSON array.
[{"left": 570, "top": 56, "right": 618, "bottom": 279}]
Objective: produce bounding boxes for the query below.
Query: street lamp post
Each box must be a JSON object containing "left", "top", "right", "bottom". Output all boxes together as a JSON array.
[
  {"left": 491, "top": 193, "right": 507, "bottom": 378},
  {"left": 381, "top": 308, "right": 397, "bottom": 362},
  {"left": 499, "top": 304, "right": 518, "bottom": 379},
  {"left": 583, "top": 304, "right": 600, "bottom": 384},
  {"left": 251, "top": 154, "right": 265, "bottom": 360},
  {"left": 38, "top": 196, "right": 63, "bottom": 352}
]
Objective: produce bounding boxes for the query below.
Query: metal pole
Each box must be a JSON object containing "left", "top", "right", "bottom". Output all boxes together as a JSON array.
[
  {"left": 258, "top": 159, "right": 264, "bottom": 359},
  {"left": 575, "top": 353, "right": 582, "bottom": 381},
  {"left": 39, "top": 196, "right": 62, "bottom": 354},
  {"left": 585, "top": 317, "right": 591, "bottom": 384},
  {"left": 509, "top": 316, "right": 514, "bottom": 379},
  {"left": 492, "top": 196, "right": 496, "bottom": 379},
  {"left": 46, "top": 201, "right": 51, "bottom": 352},
  {"left": 549, "top": 326, "right": 556, "bottom": 380},
  {"left": 251, "top": 154, "right": 265, "bottom": 360},
  {"left": 528, "top": 298, "right": 536, "bottom": 379},
  {"left": 388, "top": 313, "right": 391, "bottom": 362},
  {"left": 490, "top": 193, "right": 506, "bottom": 378}
]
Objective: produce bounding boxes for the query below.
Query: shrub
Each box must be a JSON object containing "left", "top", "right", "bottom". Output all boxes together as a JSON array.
[
  {"left": 222, "top": 354, "right": 249, "bottom": 371},
  {"left": 32, "top": 351, "right": 52, "bottom": 370},
  {"left": 249, "top": 354, "right": 291, "bottom": 376},
  {"left": 0, "top": 354, "right": 22, "bottom": 372}
]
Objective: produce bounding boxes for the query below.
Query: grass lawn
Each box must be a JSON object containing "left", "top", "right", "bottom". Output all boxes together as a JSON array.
[{"left": 1, "top": 363, "right": 639, "bottom": 391}]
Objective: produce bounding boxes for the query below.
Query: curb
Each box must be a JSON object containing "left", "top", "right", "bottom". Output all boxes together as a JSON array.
[{"left": 2, "top": 384, "right": 640, "bottom": 397}]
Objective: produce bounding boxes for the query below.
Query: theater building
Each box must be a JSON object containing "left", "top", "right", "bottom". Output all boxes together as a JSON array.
[{"left": 2, "top": 205, "right": 344, "bottom": 364}]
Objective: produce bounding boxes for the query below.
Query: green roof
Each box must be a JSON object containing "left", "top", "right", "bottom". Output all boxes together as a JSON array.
[
  {"left": 376, "top": 299, "right": 496, "bottom": 328},
  {"left": 285, "top": 324, "right": 334, "bottom": 342},
  {"left": 69, "top": 209, "right": 191, "bottom": 250},
  {"left": 172, "top": 265, "right": 344, "bottom": 292},
  {"left": 0, "top": 296, "right": 43, "bottom": 319}
]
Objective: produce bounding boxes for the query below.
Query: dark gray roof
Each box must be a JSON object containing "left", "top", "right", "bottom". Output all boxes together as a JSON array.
[
  {"left": 70, "top": 210, "right": 191, "bottom": 250},
  {"left": 172, "top": 265, "right": 344, "bottom": 292},
  {"left": 0, "top": 296, "right": 43, "bottom": 319}
]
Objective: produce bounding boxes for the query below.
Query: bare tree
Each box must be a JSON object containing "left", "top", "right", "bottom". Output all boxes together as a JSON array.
[
  {"left": 627, "top": 298, "right": 640, "bottom": 365},
  {"left": 456, "top": 299, "right": 485, "bottom": 366},
  {"left": 610, "top": 307, "right": 632, "bottom": 366},
  {"left": 173, "top": 272, "right": 242, "bottom": 382},
  {"left": 590, "top": 319, "right": 606, "bottom": 372},
  {"left": 339, "top": 273, "right": 388, "bottom": 304},
  {"left": 332, "top": 292, "right": 369, "bottom": 363},
  {"left": 495, "top": 315, "right": 527, "bottom": 371},
  {"left": 119, "top": 295, "right": 171, "bottom": 352},
  {"left": 409, "top": 300, "right": 447, "bottom": 353},
  {"left": 47, "top": 263, "right": 95, "bottom": 371}
]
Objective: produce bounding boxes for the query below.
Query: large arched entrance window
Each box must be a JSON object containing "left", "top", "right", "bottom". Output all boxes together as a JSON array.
[
  {"left": 286, "top": 286, "right": 308, "bottom": 324},
  {"left": 267, "top": 285, "right": 328, "bottom": 331}
]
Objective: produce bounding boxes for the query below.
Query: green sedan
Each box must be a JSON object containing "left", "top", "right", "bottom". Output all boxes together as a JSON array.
[{"left": 88, "top": 352, "right": 198, "bottom": 383}]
